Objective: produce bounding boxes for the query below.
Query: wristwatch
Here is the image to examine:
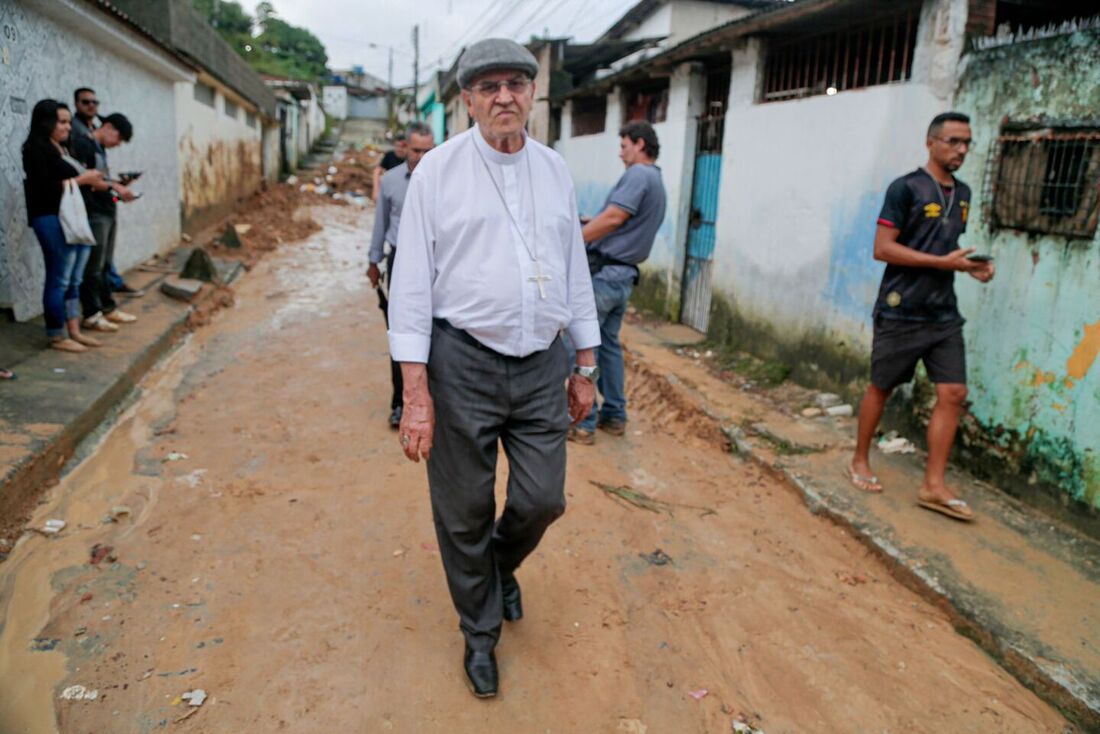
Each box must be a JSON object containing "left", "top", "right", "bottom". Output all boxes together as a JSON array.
[{"left": 573, "top": 364, "right": 600, "bottom": 383}]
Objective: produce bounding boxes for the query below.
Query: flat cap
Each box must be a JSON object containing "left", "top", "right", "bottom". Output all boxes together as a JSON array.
[{"left": 457, "top": 38, "right": 538, "bottom": 88}]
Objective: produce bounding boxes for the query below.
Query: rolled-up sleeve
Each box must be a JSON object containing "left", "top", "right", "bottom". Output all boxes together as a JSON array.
[
  {"left": 387, "top": 167, "right": 435, "bottom": 363},
  {"left": 565, "top": 185, "right": 600, "bottom": 350}
]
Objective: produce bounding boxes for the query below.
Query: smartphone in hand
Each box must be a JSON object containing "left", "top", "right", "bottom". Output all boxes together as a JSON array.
[{"left": 966, "top": 253, "right": 993, "bottom": 262}]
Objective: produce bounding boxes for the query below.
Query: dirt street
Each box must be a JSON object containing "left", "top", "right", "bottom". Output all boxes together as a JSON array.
[{"left": 0, "top": 204, "right": 1067, "bottom": 733}]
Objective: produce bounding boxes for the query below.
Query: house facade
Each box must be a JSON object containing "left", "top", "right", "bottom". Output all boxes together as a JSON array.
[
  {"left": 553, "top": 0, "right": 1100, "bottom": 515},
  {"left": 0, "top": 0, "right": 193, "bottom": 321}
]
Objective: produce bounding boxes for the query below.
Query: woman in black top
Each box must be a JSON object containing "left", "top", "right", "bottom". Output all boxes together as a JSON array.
[{"left": 22, "top": 99, "right": 107, "bottom": 352}]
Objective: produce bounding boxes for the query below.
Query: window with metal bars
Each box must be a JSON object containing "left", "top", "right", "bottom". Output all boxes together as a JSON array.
[
  {"left": 760, "top": 6, "right": 920, "bottom": 103},
  {"left": 571, "top": 96, "right": 607, "bottom": 137},
  {"left": 623, "top": 81, "right": 669, "bottom": 125},
  {"left": 985, "top": 127, "right": 1100, "bottom": 240}
]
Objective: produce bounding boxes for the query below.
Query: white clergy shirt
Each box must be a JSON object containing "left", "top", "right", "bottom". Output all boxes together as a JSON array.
[{"left": 387, "top": 126, "right": 600, "bottom": 362}]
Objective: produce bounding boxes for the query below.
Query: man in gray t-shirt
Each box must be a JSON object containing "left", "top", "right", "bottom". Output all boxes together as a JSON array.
[{"left": 568, "top": 121, "right": 667, "bottom": 444}]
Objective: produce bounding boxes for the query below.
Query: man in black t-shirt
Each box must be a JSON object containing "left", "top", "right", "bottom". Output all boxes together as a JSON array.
[
  {"left": 849, "top": 112, "right": 994, "bottom": 522},
  {"left": 372, "top": 132, "right": 407, "bottom": 204}
]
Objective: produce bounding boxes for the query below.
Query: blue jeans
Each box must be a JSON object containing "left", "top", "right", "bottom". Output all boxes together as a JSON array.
[
  {"left": 566, "top": 276, "right": 633, "bottom": 431},
  {"left": 31, "top": 215, "right": 92, "bottom": 338},
  {"left": 107, "top": 262, "right": 125, "bottom": 291}
]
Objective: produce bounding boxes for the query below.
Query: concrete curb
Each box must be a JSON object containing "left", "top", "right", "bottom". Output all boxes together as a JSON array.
[
  {"left": 722, "top": 427, "right": 1098, "bottom": 733},
  {"left": 0, "top": 276, "right": 234, "bottom": 547}
]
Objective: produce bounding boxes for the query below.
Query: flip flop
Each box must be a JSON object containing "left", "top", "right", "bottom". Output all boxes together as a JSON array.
[
  {"left": 918, "top": 496, "right": 974, "bottom": 522},
  {"left": 846, "top": 464, "right": 883, "bottom": 493}
]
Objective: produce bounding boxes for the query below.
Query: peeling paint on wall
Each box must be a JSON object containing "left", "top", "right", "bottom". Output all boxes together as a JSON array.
[{"left": 955, "top": 28, "right": 1100, "bottom": 512}]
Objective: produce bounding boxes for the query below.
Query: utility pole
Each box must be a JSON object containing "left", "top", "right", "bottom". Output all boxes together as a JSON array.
[
  {"left": 412, "top": 24, "right": 420, "bottom": 121},
  {"left": 387, "top": 47, "right": 394, "bottom": 130}
]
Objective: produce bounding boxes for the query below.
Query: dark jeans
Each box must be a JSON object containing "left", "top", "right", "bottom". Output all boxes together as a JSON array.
[
  {"left": 31, "top": 215, "right": 92, "bottom": 338},
  {"left": 108, "top": 262, "right": 124, "bottom": 290},
  {"left": 82, "top": 213, "right": 118, "bottom": 318},
  {"left": 377, "top": 250, "right": 403, "bottom": 410}
]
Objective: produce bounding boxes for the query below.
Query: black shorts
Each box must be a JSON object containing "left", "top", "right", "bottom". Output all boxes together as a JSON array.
[{"left": 871, "top": 317, "right": 966, "bottom": 391}]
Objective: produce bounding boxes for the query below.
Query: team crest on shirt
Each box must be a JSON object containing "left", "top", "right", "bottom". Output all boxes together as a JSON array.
[
  {"left": 960, "top": 201, "right": 969, "bottom": 223},
  {"left": 886, "top": 291, "right": 902, "bottom": 307},
  {"left": 923, "top": 203, "right": 942, "bottom": 218}
]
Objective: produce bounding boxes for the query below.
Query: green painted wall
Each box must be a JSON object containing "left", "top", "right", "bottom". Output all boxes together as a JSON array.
[{"left": 954, "top": 29, "right": 1100, "bottom": 511}]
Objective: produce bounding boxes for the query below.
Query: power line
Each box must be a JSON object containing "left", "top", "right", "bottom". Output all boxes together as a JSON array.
[{"left": 507, "top": 0, "right": 573, "bottom": 41}]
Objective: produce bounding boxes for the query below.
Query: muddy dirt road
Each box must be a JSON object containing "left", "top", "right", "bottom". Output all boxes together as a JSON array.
[{"left": 0, "top": 205, "right": 1067, "bottom": 733}]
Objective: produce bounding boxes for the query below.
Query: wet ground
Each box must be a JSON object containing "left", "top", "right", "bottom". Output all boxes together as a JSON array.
[{"left": 0, "top": 205, "right": 1069, "bottom": 733}]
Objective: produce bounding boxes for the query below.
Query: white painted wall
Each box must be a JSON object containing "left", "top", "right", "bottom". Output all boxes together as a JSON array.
[
  {"left": 710, "top": 0, "right": 966, "bottom": 351},
  {"left": 175, "top": 77, "right": 264, "bottom": 232},
  {"left": 556, "top": 64, "right": 702, "bottom": 286},
  {"left": 0, "top": 0, "right": 192, "bottom": 320},
  {"left": 322, "top": 85, "right": 348, "bottom": 120},
  {"left": 669, "top": 1, "right": 751, "bottom": 43}
]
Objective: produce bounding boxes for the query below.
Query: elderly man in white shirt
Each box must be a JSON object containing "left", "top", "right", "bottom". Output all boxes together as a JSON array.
[{"left": 387, "top": 38, "right": 600, "bottom": 698}]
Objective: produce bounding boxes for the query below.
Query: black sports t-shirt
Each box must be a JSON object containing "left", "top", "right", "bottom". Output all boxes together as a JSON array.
[
  {"left": 380, "top": 151, "right": 404, "bottom": 171},
  {"left": 873, "top": 168, "right": 971, "bottom": 323}
]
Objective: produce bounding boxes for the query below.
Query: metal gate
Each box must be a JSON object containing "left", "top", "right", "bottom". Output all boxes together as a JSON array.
[{"left": 680, "top": 110, "right": 725, "bottom": 332}]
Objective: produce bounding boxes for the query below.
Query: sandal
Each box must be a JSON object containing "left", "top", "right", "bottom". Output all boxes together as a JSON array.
[
  {"left": 846, "top": 464, "right": 883, "bottom": 493},
  {"left": 918, "top": 496, "right": 974, "bottom": 522},
  {"left": 50, "top": 338, "right": 87, "bottom": 353}
]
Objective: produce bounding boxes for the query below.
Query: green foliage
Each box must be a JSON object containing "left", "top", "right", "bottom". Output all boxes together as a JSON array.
[{"left": 190, "top": 0, "right": 328, "bottom": 82}]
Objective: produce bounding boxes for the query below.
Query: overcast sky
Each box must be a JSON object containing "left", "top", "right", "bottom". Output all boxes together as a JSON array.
[{"left": 265, "top": 0, "right": 641, "bottom": 85}]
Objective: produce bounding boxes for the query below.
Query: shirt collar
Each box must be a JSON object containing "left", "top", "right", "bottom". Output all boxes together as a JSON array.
[{"left": 472, "top": 124, "right": 526, "bottom": 166}]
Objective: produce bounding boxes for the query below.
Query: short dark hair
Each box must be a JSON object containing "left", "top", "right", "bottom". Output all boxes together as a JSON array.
[
  {"left": 101, "top": 113, "right": 132, "bottom": 142},
  {"left": 74, "top": 87, "right": 95, "bottom": 103},
  {"left": 405, "top": 121, "right": 432, "bottom": 140},
  {"left": 619, "top": 120, "right": 660, "bottom": 160},
  {"left": 928, "top": 112, "right": 970, "bottom": 138},
  {"left": 394, "top": 132, "right": 407, "bottom": 142}
]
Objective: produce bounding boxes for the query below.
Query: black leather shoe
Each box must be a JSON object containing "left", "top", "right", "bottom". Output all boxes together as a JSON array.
[
  {"left": 501, "top": 574, "right": 523, "bottom": 622},
  {"left": 389, "top": 406, "right": 403, "bottom": 429},
  {"left": 463, "top": 646, "right": 498, "bottom": 698}
]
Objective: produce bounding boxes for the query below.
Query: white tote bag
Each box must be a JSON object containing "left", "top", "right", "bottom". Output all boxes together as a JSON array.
[{"left": 58, "top": 153, "right": 96, "bottom": 245}]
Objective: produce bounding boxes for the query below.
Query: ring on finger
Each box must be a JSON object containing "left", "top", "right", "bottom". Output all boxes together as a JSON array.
[{"left": 401, "top": 434, "right": 411, "bottom": 447}]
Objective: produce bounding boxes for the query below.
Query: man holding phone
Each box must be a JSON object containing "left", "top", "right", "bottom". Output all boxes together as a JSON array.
[
  {"left": 70, "top": 112, "right": 139, "bottom": 332},
  {"left": 848, "top": 112, "right": 994, "bottom": 522}
]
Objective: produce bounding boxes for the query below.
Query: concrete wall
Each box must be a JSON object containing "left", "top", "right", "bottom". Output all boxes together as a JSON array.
[
  {"left": 707, "top": 0, "right": 965, "bottom": 358},
  {"left": 953, "top": 29, "right": 1100, "bottom": 508},
  {"left": 669, "top": 1, "right": 752, "bottom": 43},
  {"left": 556, "top": 63, "right": 702, "bottom": 298},
  {"left": 348, "top": 94, "right": 387, "bottom": 120},
  {"left": 261, "top": 120, "right": 280, "bottom": 183},
  {"left": 176, "top": 73, "right": 263, "bottom": 234},
  {"left": 322, "top": 85, "right": 348, "bottom": 120},
  {"left": 0, "top": 0, "right": 192, "bottom": 321}
]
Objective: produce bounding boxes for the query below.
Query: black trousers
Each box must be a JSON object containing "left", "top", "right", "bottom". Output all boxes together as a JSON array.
[
  {"left": 81, "top": 213, "right": 119, "bottom": 319},
  {"left": 426, "top": 320, "right": 570, "bottom": 652},
  {"left": 377, "top": 250, "right": 403, "bottom": 410}
]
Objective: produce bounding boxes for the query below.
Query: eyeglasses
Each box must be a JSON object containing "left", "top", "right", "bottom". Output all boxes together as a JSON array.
[
  {"left": 935, "top": 136, "right": 973, "bottom": 149},
  {"left": 79, "top": 98, "right": 99, "bottom": 106},
  {"left": 471, "top": 78, "right": 531, "bottom": 99}
]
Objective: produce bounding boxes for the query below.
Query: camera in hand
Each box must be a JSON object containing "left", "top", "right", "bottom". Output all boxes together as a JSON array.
[{"left": 118, "top": 171, "right": 143, "bottom": 184}]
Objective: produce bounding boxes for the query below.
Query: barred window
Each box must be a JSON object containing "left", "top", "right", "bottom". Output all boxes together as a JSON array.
[
  {"left": 761, "top": 4, "right": 920, "bottom": 103},
  {"left": 571, "top": 96, "right": 606, "bottom": 137},
  {"left": 224, "top": 99, "right": 239, "bottom": 119},
  {"left": 623, "top": 81, "right": 669, "bottom": 124},
  {"left": 986, "top": 127, "right": 1100, "bottom": 239},
  {"left": 193, "top": 82, "right": 215, "bottom": 108}
]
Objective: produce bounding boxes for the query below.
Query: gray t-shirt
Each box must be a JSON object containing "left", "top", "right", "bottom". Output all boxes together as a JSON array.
[{"left": 590, "top": 163, "right": 666, "bottom": 281}]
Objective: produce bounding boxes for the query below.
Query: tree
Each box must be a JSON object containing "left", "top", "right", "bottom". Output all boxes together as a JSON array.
[{"left": 190, "top": 0, "right": 329, "bottom": 81}]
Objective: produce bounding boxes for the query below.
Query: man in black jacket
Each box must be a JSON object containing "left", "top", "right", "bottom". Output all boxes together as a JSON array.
[{"left": 70, "top": 112, "right": 139, "bottom": 332}]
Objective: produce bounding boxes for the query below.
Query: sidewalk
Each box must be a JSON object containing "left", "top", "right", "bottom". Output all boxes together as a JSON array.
[
  {"left": 624, "top": 319, "right": 1100, "bottom": 732},
  {"left": 0, "top": 257, "right": 237, "bottom": 551}
]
